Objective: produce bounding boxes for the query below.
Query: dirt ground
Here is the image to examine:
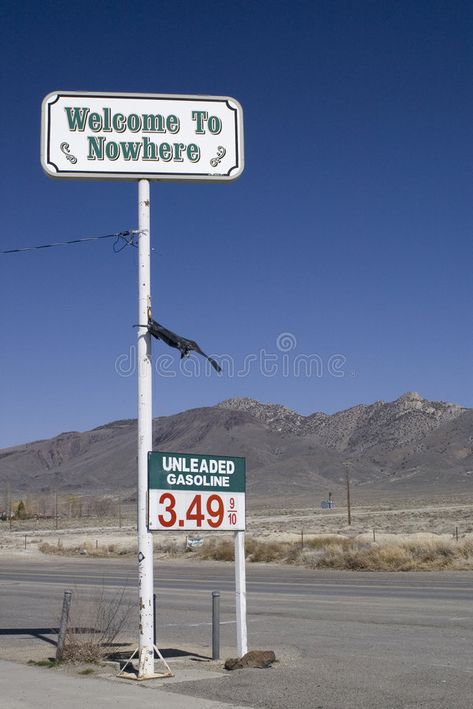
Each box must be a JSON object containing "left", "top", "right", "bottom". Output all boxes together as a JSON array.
[{"left": 1, "top": 500, "right": 472, "bottom": 556}]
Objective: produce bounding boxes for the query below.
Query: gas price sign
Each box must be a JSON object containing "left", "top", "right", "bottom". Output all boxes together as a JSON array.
[{"left": 148, "top": 451, "right": 245, "bottom": 531}]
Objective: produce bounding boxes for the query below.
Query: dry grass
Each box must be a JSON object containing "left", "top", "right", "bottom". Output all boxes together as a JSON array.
[
  {"left": 39, "top": 538, "right": 184, "bottom": 558},
  {"left": 37, "top": 529, "right": 473, "bottom": 572},
  {"left": 197, "top": 538, "right": 235, "bottom": 561},
  {"left": 311, "top": 538, "right": 471, "bottom": 571},
  {"left": 315, "top": 537, "right": 473, "bottom": 571},
  {"left": 197, "top": 535, "right": 348, "bottom": 563},
  {"left": 156, "top": 539, "right": 183, "bottom": 556},
  {"left": 197, "top": 535, "right": 473, "bottom": 571},
  {"left": 39, "top": 541, "right": 135, "bottom": 558}
]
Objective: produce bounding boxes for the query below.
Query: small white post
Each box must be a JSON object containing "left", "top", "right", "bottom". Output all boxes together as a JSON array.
[
  {"left": 234, "top": 530, "right": 248, "bottom": 657},
  {"left": 137, "top": 179, "right": 155, "bottom": 678}
]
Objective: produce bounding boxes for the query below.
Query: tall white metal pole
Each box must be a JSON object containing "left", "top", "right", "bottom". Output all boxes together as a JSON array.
[
  {"left": 234, "top": 530, "right": 248, "bottom": 657},
  {"left": 137, "top": 179, "right": 155, "bottom": 678}
]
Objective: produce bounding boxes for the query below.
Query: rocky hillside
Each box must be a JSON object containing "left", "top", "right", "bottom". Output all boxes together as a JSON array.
[
  {"left": 218, "top": 392, "right": 464, "bottom": 452},
  {"left": 0, "top": 393, "right": 471, "bottom": 503}
]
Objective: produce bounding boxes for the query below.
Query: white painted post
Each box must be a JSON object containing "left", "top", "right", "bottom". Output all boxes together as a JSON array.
[
  {"left": 234, "top": 530, "right": 248, "bottom": 657},
  {"left": 137, "top": 179, "right": 155, "bottom": 678}
]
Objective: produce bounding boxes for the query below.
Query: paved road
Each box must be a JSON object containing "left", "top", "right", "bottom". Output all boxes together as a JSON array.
[
  {"left": 3, "top": 555, "right": 473, "bottom": 597},
  {"left": 1, "top": 556, "right": 473, "bottom": 708}
]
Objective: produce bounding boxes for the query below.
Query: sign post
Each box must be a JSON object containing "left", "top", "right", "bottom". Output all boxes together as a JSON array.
[
  {"left": 41, "top": 90, "right": 244, "bottom": 678},
  {"left": 235, "top": 530, "right": 248, "bottom": 656},
  {"left": 136, "top": 179, "right": 154, "bottom": 677}
]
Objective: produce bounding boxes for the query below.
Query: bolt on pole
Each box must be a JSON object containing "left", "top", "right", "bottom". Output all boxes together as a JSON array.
[{"left": 137, "top": 179, "right": 155, "bottom": 678}]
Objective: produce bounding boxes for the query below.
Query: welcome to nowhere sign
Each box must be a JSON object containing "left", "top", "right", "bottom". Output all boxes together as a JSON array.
[{"left": 41, "top": 91, "right": 244, "bottom": 181}]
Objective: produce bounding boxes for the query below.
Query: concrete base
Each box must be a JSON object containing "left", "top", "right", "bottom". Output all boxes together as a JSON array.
[{"left": 117, "top": 670, "right": 174, "bottom": 681}]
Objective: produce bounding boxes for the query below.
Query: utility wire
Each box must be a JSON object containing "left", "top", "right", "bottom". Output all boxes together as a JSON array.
[{"left": 0, "top": 230, "right": 140, "bottom": 255}]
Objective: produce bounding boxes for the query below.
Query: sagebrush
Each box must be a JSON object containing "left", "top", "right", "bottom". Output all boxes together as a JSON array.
[
  {"left": 198, "top": 535, "right": 473, "bottom": 571},
  {"left": 62, "top": 584, "right": 133, "bottom": 663}
]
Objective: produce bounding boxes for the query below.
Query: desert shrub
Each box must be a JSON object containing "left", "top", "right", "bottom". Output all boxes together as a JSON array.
[
  {"left": 197, "top": 537, "right": 348, "bottom": 564},
  {"left": 312, "top": 538, "right": 473, "bottom": 572},
  {"left": 38, "top": 531, "right": 470, "bottom": 572},
  {"left": 39, "top": 541, "right": 64, "bottom": 555},
  {"left": 16, "top": 500, "right": 27, "bottom": 520},
  {"left": 304, "top": 535, "right": 351, "bottom": 550},
  {"left": 197, "top": 537, "right": 292, "bottom": 563},
  {"left": 245, "top": 539, "right": 290, "bottom": 563},
  {"left": 39, "top": 541, "right": 135, "bottom": 558},
  {"left": 198, "top": 538, "right": 235, "bottom": 561},
  {"left": 62, "top": 584, "right": 132, "bottom": 663},
  {"left": 458, "top": 538, "right": 473, "bottom": 559},
  {"left": 156, "top": 539, "right": 182, "bottom": 556}
]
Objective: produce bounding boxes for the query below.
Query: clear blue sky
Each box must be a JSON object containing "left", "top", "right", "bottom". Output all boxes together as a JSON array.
[{"left": 1, "top": 0, "right": 472, "bottom": 447}]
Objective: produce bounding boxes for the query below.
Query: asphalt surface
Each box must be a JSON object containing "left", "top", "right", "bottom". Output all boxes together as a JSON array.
[{"left": 1, "top": 556, "right": 473, "bottom": 708}]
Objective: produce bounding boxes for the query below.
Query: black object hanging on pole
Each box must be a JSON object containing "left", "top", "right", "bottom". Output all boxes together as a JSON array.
[{"left": 147, "top": 319, "right": 222, "bottom": 373}]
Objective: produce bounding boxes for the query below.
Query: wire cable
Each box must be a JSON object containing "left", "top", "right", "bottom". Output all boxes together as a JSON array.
[
  {"left": 0, "top": 230, "right": 140, "bottom": 255},
  {"left": 113, "top": 231, "right": 141, "bottom": 253}
]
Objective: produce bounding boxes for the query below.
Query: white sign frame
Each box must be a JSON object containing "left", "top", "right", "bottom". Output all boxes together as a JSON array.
[{"left": 41, "top": 91, "right": 244, "bottom": 182}]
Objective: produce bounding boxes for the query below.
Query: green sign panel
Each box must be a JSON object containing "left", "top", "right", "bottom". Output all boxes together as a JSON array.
[{"left": 148, "top": 451, "right": 246, "bottom": 493}]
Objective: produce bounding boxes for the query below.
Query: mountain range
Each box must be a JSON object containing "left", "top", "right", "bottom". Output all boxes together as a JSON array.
[{"left": 1, "top": 392, "right": 472, "bottom": 505}]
